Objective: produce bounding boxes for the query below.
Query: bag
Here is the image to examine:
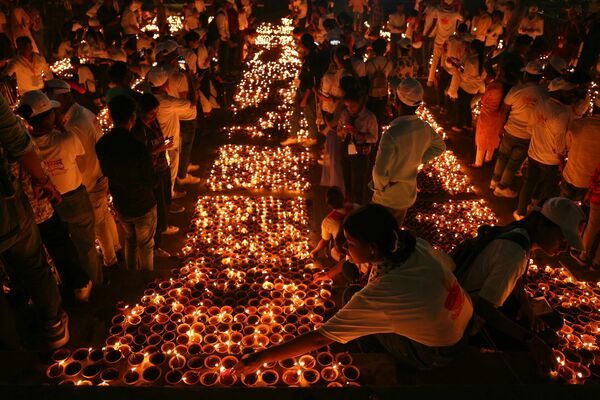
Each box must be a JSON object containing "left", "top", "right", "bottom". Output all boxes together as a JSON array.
[
  {"left": 451, "top": 225, "right": 531, "bottom": 281},
  {"left": 369, "top": 59, "right": 389, "bottom": 98}
]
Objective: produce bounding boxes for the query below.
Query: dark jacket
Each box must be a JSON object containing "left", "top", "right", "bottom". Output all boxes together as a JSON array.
[{"left": 96, "top": 126, "right": 156, "bottom": 218}]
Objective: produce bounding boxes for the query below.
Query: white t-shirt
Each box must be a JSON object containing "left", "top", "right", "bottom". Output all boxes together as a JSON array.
[
  {"left": 471, "top": 14, "right": 492, "bottom": 42},
  {"left": 4, "top": 53, "right": 54, "bottom": 95},
  {"left": 503, "top": 82, "right": 547, "bottom": 139},
  {"left": 518, "top": 15, "right": 544, "bottom": 39},
  {"left": 485, "top": 22, "right": 503, "bottom": 47},
  {"left": 319, "top": 239, "right": 473, "bottom": 347},
  {"left": 460, "top": 229, "right": 529, "bottom": 307},
  {"left": 64, "top": 103, "right": 103, "bottom": 191},
  {"left": 155, "top": 92, "right": 197, "bottom": 147},
  {"left": 34, "top": 129, "right": 85, "bottom": 195},
  {"left": 563, "top": 115, "right": 600, "bottom": 188},
  {"left": 432, "top": 8, "right": 463, "bottom": 45},
  {"left": 528, "top": 97, "right": 571, "bottom": 166},
  {"left": 459, "top": 54, "right": 486, "bottom": 94},
  {"left": 320, "top": 204, "right": 359, "bottom": 241}
]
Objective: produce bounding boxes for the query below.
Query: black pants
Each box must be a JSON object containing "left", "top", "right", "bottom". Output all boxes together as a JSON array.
[
  {"left": 345, "top": 153, "right": 371, "bottom": 205},
  {"left": 437, "top": 68, "right": 452, "bottom": 109},
  {"left": 456, "top": 88, "right": 475, "bottom": 129},
  {"left": 219, "top": 40, "right": 232, "bottom": 76},
  {"left": 367, "top": 96, "right": 387, "bottom": 129},
  {"left": 154, "top": 168, "right": 172, "bottom": 248},
  {"left": 517, "top": 158, "right": 560, "bottom": 216},
  {"left": 37, "top": 213, "right": 90, "bottom": 290}
]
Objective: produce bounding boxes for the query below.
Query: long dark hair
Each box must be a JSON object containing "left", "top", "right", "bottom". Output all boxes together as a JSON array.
[{"left": 343, "top": 204, "right": 417, "bottom": 263}]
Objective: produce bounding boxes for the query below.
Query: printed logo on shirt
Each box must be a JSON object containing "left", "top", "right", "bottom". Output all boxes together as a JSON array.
[
  {"left": 44, "top": 159, "right": 67, "bottom": 176},
  {"left": 444, "top": 280, "right": 466, "bottom": 320}
]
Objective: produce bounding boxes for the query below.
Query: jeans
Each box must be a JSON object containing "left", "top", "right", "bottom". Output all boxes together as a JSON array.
[
  {"left": 492, "top": 132, "right": 530, "bottom": 189},
  {"left": 342, "top": 284, "right": 467, "bottom": 370},
  {"left": 38, "top": 213, "right": 90, "bottom": 290},
  {"left": 154, "top": 169, "right": 172, "bottom": 248},
  {"left": 517, "top": 158, "right": 560, "bottom": 216},
  {"left": 219, "top": 40, "right": 232, "bottom": 76},
  {"left": 290, "top": 90, "right": 318, "bottom": 140},
  {"left": 177, "top": 120, "right": 197, "bottom": 180},
  {"left": 559, "top": 179, "right": 588, "bottom": 202},
  {"left": 88, "top": 178, "right": 120, "bottom": 266},
  {"left": 583, "top": 203, "right": 600, "bottom": 265},
  {"left": 0, "top": 207, "right": 62, "bottom": 327},
  {"left": 456, "top": 88, "right": 475, "bottom": 129},
  {"left": 118, "top": 206, "right": 157, "bottom": 271},
  {"left": 54, "top": 185, "right": 102, "bottom": 284}
]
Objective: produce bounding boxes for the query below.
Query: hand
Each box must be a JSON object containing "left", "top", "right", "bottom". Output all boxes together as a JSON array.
[
  {"left": 313, "top": 272, "right": 330, "bottom": 283},
  {"left": 308, "top": 250, "right": 317, "bottom": 260},
  {"left": 32, "top": 177, "right": 61, "bottom": 206},
  {"left": 232, "top": 352, "right": 263, "bottom": 376},
  {"left": 529, "top": 336, "right": 557, "bottom": 375},
  {"left": 517, "top": 300, "right": 547, "bottom": 333}
]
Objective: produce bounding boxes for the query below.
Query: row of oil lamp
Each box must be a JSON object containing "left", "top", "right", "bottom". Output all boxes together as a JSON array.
[
  {"left": 207, "top": 145, "right": 313, "bottom": 192},
  {"left": 47, "top": 345, "right": 360, "bottom": 387}
]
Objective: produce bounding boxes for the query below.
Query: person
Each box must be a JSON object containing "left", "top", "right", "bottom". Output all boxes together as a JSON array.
[
  {"left": 96, "top": 96, "right": 157, "bottom": 272},
  {"left": 233, "top": 204, "right": 473, "bottom": 374},
  {"left": 133, "top": 93, "right": 179, "bottom": 258},
  {"left": 121, "top": 0, "right": 143, "bottom": 37},
  {"left": 282, "top": 33, "right": 319, "bottom": 147},
  {"left": 349, "top": 0, "right": 367, "bottom": 32},
  {"left": 484, "top": 10, "right": 504, "bottom": 56},
  {"left": 517, "top": 5, "right": 544, "bottom": 41},
  {"left": 371, "top": 78, "right": 446, "bottom": 226},
  {"left": 1, "top": 36, "right": 53, "bottom": 96},
  {"left": 438, "top": 23, "right": 469, "bottom": 114},
  {"left": 391, "top": 38, "right": 418, "bottom": 82},
  {"left": 541, "top": 56, "right": 567, "bottom": 88},
  {"left": 338, "top": 89, "right": 378, "bottom": 205},
  {"left": 472, "top": 62, "right": 519, "bottom": 167},
  {"left": 0, "top": 93, "right": 68, "bottom": 349},
  {"left": 491, "top": 60, "right": 546, "bottom": 198},
  {"left": 215, "top": 0, "right": 235, "bottom": 78},
  {"left": 154, "top": 40, "right": 201, "bottom": 187},
  {"left": 0, "top": 4, "right": 12, "bottom": 60},
  {"left": 17, "top": 90, "right": 101, "bottom": 285},
  {"left": 419, "top": 0, "right": 438, "bottom": 74},
  {"left": 105, "top": 61, "right": 140, "bottom": 104},
  {"left": 10, "top": 0, "right": 39, "bottom": 52},
  {"left": 454, "top": 39, "right": 486, "bottom": 131},
  {"left": 459, "top": 197, "right": 585, "bottom": 373},
  {"left": 309, "top": 186, "right": 357, "bottom": 260},
  {"left": 97, "top": 0, "right": 121, "bottom": 46},
  {"left": 470, "top": 4, "right": 492, "bottom": 43},
  {"left": 560, "top": 100, "right": 600, "bottom": 202},
  {"left": 366, "top": 0, "right": 384, "bottom": 38},
  {"left": 44, "top": 80, "right": 122, "bottom": 271},
  {"left": 572, "top": 164, "right": 600, "bottom": 270},
  {"left": 484, "top": 34, "right": 531, "bottom": 78},
  {"left": 426, "top": 0, "right": 464, "bottom": 87},
  {"left": 147, "top": 66, "right": 197, "bottom": 207},
  {"left": 514, "top": 78, "right": 576, "bottom": 220},
  {"left": 365, "top": 38, "right": 393, "bottom": 127},
  {"left": 387, "top": 2, "right": 406, "bottom": 60}
]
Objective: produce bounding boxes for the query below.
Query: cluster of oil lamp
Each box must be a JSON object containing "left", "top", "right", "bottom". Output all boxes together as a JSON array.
[
  {"left": 207, "top": 145, "right": 313, "bottom": 193},
  {"left": 42, "top": 17, "right": 600, "bottom": 388}
]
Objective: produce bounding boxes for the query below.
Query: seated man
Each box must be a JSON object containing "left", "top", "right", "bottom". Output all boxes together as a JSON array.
[
  {"left": 235, "top": 204, "right": 473, "bottom": 373},
  {"left": 459, "top": 197, "right": 585, "bottom": 373}
]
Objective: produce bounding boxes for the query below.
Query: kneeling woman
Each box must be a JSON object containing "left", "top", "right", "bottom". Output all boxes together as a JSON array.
[{"left": 234, "top": 204, "right": 473, "bottom": 374}]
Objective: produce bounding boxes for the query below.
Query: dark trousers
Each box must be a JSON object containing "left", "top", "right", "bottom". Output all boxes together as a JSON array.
[
  {"left": 492, "top": 132, "right": 530, "bottom": 189},
  {"left": 517, "top": 158, "right": 560, "bottom": 216},
  {"left": 177, "top": 119, "right": 197, "bottom": 180},
  {"left": 367, "top": 96, "right": 387, "bottom": 129},
  {"left": 345, "top": 153, "right": 371, "bottom": 205},
  {"left": 219, "top": 40, "right": 232, "bottom": 76},
  {"left": 54, "top": 185, "right": 101, "bottom": 284},
  {"left": 456, "top": 88, "right": 475, "bottom": 129},
  {"left": 0, "top": 211, "right": 62, "bottom": 327},
  {"left": 154, "top": 169, "right": 172, "bottom": 248},
  {"left": 559, "top": 179, "right": 588, "bottom": 202},
  {"left": 38, "top": 213, "right": 89, "bottom": 290},
  {"left": 437, "top": 68, "right": 452, "bottom": 109},
  {"left": 342, "top": 284, "right": 467, "bottom": 370}
]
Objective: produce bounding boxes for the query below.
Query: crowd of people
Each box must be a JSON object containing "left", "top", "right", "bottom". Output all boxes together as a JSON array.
[{"left": 0, "top": 0, "right": 597, "bottom": 384}]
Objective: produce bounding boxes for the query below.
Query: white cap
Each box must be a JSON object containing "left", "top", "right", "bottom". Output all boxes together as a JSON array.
[
  {"left": 548, "top": 56, "right": 567, "bottom": 75},
  {"left": 537, "top": 197, "right": 586, "bottom": 250},
  {"left": 44, "top": 79, "right": 72, "bottom": 96},
  {"left": 19, "top": 90, "right": 61, "bottom": 118},
  {"left": 548, "top": 77, "right": 577, "bottom": 92},
  {"left": 155, "top": 40, "right": 179, "bottom": 56},
  {"left": 398, "top": 37, "right": 411, "bottom": 50},
  {"left": 521, "top": 60, "right": 544, "bottom": 75},
  {"left": 396, "top": 78, "right": 423, "bottom": 107},
  {"left": 147, "top": 66, "right": 170, "bottom": 88}
]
